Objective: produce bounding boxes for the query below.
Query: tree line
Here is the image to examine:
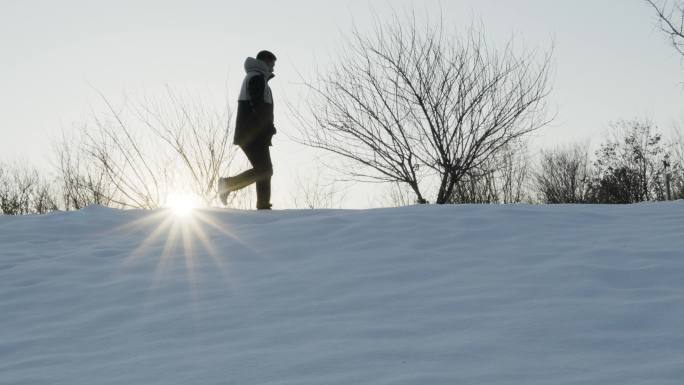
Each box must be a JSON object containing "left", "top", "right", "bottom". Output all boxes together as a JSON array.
[{"left": 3, "top": 116, "right": 682, "bottom": 215}]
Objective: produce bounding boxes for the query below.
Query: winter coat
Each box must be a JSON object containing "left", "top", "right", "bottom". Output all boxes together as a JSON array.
[{"left": 234, "top": 57, "right": 276, "bottom": 146}]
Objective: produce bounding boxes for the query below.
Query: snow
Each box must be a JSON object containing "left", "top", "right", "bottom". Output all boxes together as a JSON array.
[{"left": 1, "top": 203, "right": 684, "bottom": 384}]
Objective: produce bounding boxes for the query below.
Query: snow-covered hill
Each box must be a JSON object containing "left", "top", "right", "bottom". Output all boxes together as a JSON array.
[{"left": 2, "top": 203, "right": 684, "bottom": 385}]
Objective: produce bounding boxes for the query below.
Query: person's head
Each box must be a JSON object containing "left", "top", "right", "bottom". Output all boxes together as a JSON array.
[{"left": 256, "top": 50, "right": 277, "bottom": 72}]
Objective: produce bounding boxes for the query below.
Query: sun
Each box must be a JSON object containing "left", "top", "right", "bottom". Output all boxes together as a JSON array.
[{"left": 165, "top": 193, "right": 199, "bottom": 217}]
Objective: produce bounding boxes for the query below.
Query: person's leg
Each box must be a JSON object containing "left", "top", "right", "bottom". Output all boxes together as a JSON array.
[
  {"left": 229, "top": 140, "right": 272, "bottom": 208},
  {"left": 254, "top": 146, "right": 272, "bottom": 209},
  {"left": 219, "top": 139, "right": 272, "bottom": 207},
  {"left": 227, "top": 142, "right": 270, "bottom": 189},
  {"left": 244, "top": 142, "right": 272, "bottom": 209}
]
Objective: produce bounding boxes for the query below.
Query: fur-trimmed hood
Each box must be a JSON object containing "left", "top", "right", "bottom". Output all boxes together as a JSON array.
[
  {"left": 238, "top": 57, "right": 275, "bottom": 104},
  {"left": 243, "top": 57, "right": 275, "bottom": 80}
]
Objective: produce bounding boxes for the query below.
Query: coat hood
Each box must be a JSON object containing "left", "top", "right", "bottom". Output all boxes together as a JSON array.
[{"left": 244, "top": 57, "right": 275, "bottom": 79}]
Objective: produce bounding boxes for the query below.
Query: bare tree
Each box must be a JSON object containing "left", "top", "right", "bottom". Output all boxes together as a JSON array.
[
  {"left": 449, "top": 169, "right": 499, "bottom": 204},
  {"left": 294, "top": 11, "right": 553, "bottom": 204},
  {"left": 448, "top": 140, "right": 531, "bottom": 203},
  {"left": 32, "top": 182, "right": 59, "bottom": 214},
  {"left": 667, "top": 122, "right": 684, "bottom": 198},
  {"left": 385, "top": 182, "right": 424, "bottom": 207},
  {"left": 59, "top": 87, "right": 240, "bottom": 209},
  {"left": 646, "top": 0, "right": 684, "bottom": 57},
  {"left": 0, "top": 162, "right": 58, "bottom": 215},
  {"left": 534, "top": 144, "right": 592, "bottom": 204},
  {"left": 55, "top": 132, "right": 116, "bottom": 210},
  {"left": 589, "top": 119, "right": 671, "bottom": 203},
  {"left": 290, "top": 167, "right": 346, "bottom": 209},
  {"left": 0, "top": 163, "right": 32, "bottom": 215},
  {"left": 82, "top": 91, "right": 169, "bottom": 209},
  {"left": 132, "top": 87, "right": 235, "bottom": 206},
  {"left": 490, "top": 139, "right": 532, "bottom": 204}
]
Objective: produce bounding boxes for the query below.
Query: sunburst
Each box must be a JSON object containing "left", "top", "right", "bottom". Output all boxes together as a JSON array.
[{"left": 106, "top": 195, "right": 264, "bottom": 298}]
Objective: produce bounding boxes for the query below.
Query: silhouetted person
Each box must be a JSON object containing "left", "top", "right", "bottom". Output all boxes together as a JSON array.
[{"left": 219, "top": 50, "right": 277, "bottom": 209}]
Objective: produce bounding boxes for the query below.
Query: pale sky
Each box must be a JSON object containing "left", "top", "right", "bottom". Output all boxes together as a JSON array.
[{"left": 1, "top": 0, "right": 683, "bottom": 207}]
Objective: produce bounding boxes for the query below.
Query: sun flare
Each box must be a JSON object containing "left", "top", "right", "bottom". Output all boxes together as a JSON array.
[
  {"left": 166, "top": 193, "right": 199, "bottom": 217},
  {"left": 117, "top": 193, "right": 259, "bottom": 297}
]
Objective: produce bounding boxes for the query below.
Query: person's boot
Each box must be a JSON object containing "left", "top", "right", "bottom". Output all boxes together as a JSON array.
[
  {"left": 256, "top": 203, "right": 272, "bottom": 210},
  {"left": 255, "top": 178, "right": 271, "bottom": 210},
  {"left": 218, "top": 177, "right": 232, "bottom": 206}
]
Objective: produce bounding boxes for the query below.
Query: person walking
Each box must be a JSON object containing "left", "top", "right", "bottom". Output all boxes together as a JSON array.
[{"left": 219, "top": 50, "right": 277, "bottom": 210}]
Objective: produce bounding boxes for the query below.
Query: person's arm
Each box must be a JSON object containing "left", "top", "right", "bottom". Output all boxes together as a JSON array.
[{"left": 247, "top": 75, "right": 266, "bottom": 109}]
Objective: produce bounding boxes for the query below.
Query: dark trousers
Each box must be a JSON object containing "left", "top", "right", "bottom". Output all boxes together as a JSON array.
[{"left": 231, "top": 139, "right": 273, "bottom": 207}]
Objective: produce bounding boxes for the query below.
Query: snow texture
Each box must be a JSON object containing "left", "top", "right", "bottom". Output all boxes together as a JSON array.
[{"left": 1, "top": 203, "right": 684, "bottom": 384}]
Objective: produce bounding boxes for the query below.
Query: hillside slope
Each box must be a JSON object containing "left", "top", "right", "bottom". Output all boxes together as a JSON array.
[{"left": 1, "top": 203, "right": 684, "bottom": 384}]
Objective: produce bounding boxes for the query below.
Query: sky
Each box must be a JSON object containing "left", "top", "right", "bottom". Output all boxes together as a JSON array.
[{"left": 1, "top": 0, "right": 683, "bottom": 207}]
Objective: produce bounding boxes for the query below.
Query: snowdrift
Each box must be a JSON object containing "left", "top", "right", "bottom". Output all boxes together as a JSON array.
[{"left": 2, "top": 203, "right": 684, "bottom": 384}]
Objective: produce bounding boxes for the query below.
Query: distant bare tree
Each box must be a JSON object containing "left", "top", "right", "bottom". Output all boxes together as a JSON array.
[
  {"left": 55, "top": 132, "right": 116, "bottom": 210},
  {"left": 132, "top": 87, "right": 235, "bottom": 206},
  {"left": 494, "top": 139, "right": 532, "bottom": 203},
  {"left": 589, "top": 119, "right": 671, "bottom": 203},
  {"left": 32, "top": 182, "right": 59, "bottom": 214},
  {"left": 291, "top": 167, "right": 346, "bottom": 209},
  {"left": 646, "top": 0, "right": 684, "bottom": 57},
  {"left": 0, "top": 162, "right": 58, "bottom": 215},
  {"left": 59, "top": 87, "right": 240, "bottom": 209},
  {"left": 294, "top": 11, "right": 553, "bottom": 204},
  {"left": 386, "top": 182, "right": 422, "bottom": 207},
  {"left": 0, "top": 163, "right": 32, "bottom": 215},
  {"left": 449, "top": 139, "right": 532, "bottom": 204},
  {"left": 81, "top": 91, "right": 170, "bottom": 209},
  {"left": 534, "top": 144, "right": 592, "bottom": 204},
  {"left": 667, "top": 123, "right": 684, "bottom": 198},
  {"left": 449, "top": 169, "right": 499, "bottom": 204}
]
